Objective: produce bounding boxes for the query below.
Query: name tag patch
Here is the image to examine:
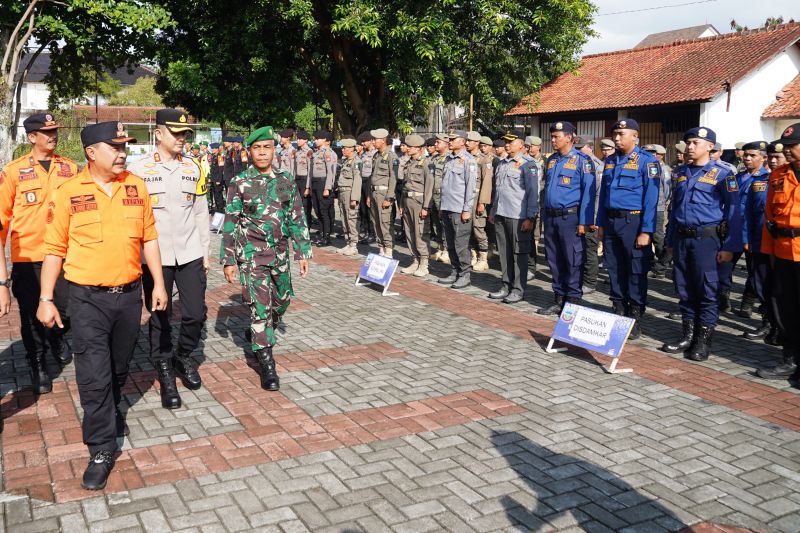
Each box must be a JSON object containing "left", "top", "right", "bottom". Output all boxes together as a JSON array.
[{"left": 70, "top": 194, "right": 98, "bottom": 213}]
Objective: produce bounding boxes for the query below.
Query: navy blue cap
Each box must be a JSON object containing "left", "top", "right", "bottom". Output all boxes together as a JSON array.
[
  {"left": 492, "top": 139, "right": 506, "bottom": 147},
  {"left": 80, "top": 121, "right": 136, "bottom": 148},
  {"left": 683, "top": 127, "right": 716, "bottom": 144},
  {"left": 24, "top": 112, "right": 60, "bottom": 133},
  {"left": 767, "top": 141, "right": 785, "bottom": 153},
  {"left": 611, "top": 119, "right": 639, "bottom": 132},
  {"left": 741, "top": 141, "right": 767, "bottom": 152},
  {"left": 549, "top": 121, "right": 577, "bottom": 134},
  {"left": 232, "top": 136, "right": 244, "bottom": 143},
  {"left": 777, "top": 123, "right": 800, "bottom": 146},
  {"left": 223, "top": 136, "right": 235, "bottom": 142},
  {"left": 502, "top": 130, "right": 525, "bottom": 141},
  {"left": 209, "top": 142, "right": 220, "bottom": 149}
]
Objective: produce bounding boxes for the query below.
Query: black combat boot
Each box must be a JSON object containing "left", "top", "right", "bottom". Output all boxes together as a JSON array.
[
  {"left": 81, "top": 450, "right": 115, "bottom": 490},
  {"left": 538, "top": 295, "right": 564, "bottom": 316},
  {"left": 48, "top": 333, "right": 73, "bottom": 366},
  {"left": 628, "top": 305, "right": 644, "bottom": 340},
  {"left": 29, "top": 352, "right": 52, "bottom": 395},
  {"left": 718, "top": 290, "right": 731, "bottom": 313},
  {"left": 686, "top": 325, "right": 714, "bottom": 361},
  {"left": 256, "top": 347, "right": 280, "bottom": 391},
  {"left": 661, "top": 320, "right": 695, "bottom": 353},
  {"left": 174, "top": 349, "right": 202, "bottom": 390},
  {"left": 757, "top": 348, "right": 798, "bottom": 380},
  {"left": 736, "top": 292, "right": 756, "bottom": 319},
  {"left": 155, "top": 359, "right": 181, "bottom": 409},
  {"left": 764, "top": 327, "right": 781, "bottom": 346},
  {"left": 611, "top": 300, "right": 626, "bottom": 316},
  {"left": 743, "top": 316, "right": 771, "bottom": 340}
]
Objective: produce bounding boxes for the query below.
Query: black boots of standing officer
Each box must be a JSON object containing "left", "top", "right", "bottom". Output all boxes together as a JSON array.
[
  {"left": 661, "top": 319, "right": 713, "bottom": 361},
  {"left": 255, "top": 346, "right": 280, "bottom": 391},
  {"left": 757, "top": 348, "right": 798, "bottom": 380},
  {"left": 28, "top": 332, "right": 73, "bottom": 395}
]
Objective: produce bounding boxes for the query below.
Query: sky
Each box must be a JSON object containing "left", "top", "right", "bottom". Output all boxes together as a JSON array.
[{"left": 583, "top": 0, "right": 799, "bottom": 55}]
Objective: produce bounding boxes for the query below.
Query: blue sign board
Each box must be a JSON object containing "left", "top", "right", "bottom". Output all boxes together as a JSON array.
[
  {"left": 551, "top": 303, "right": 634, "bottom": 358},
  {"left": 355, "top": 253, "right": 400, "bottom": 296}
]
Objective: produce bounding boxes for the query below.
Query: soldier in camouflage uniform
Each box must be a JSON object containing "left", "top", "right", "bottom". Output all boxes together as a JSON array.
[
  {"left": 428, "top": 134, "right": 450, "bottom": 263},
  {"left": 221, "top": 126, "right": 311, "bottom": 391}
]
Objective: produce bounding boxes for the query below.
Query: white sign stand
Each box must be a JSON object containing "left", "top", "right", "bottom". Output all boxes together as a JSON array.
[
  {"left": 210, "top": 212, "right": 225, "bottom": 234},
  {"left": 354, "top": 253, "right": 400, "bottom": 296}
]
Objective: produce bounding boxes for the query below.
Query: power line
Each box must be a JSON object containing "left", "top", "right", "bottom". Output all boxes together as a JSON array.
[{"left": 596, "top": 0, "right": 716, "bottom": 17}]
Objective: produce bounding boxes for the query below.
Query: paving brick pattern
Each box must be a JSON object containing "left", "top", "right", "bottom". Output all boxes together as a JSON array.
[{"left": 0, "top": 228, "right": 798, "bottom": 532}]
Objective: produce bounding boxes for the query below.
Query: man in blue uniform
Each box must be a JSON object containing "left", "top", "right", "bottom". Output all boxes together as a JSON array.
[
  {"left": 596, "top": 119, "right": 659, "bottom": 339},
  {"left": 660, "top": 127, "right": 741, "bottom": 361},
  {"left": 488, "top": 132, "right": 539, "bottom": 304},
  {"left": 538, "top": 122, "right": 596, "bottom": 315},
  {"left": 739, "top": 142, "right": 776, "bottom": 342}
]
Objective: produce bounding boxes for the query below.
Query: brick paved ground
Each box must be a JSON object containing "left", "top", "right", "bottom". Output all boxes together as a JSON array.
[{"left": 1, "top": 222, "right": 799, "bottom": 532}]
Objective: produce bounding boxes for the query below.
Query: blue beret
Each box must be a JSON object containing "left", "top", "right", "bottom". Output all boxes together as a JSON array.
[
  {"left": 232, "top": 136, "right": 244, "bottom": 143},
  {"left": 209, "top": 142, "right": 220, "bottom": 149},
  {"left": 223, "top": 136, "right": 235, "bottom": 142},
  {"left": 683, "top": 127, "right": 716, "bottom": 144},
  {"left": 611, "top": 119, "right": 639, "bottom": 131},
  {"left": 549, "top": 121, "right": 576, "bottom": 134}
]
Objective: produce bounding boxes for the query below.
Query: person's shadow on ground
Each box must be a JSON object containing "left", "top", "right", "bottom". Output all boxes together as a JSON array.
[{"left": 491, "top": 429, "right": 686, "bottom": 532}]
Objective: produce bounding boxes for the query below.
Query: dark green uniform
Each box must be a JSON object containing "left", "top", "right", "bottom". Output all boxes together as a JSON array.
[{"left": 221, "top": 167, "right": 312, "bottom": 351}]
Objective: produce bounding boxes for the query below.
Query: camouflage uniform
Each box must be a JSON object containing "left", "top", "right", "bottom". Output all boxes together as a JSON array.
[{"left": 221, "top": 166, "right": 312, "bottom": 351}]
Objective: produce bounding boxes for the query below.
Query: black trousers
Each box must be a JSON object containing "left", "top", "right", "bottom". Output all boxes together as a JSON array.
[
  {"left": 70, "top": 281, "right": 141, "bottom": 454},
  {"left": 295, "top": 177, "right": 312, "bottom": 227},
  {"left": 495, "top": 215, "right": 530, "bottom": 295},
  {"left": 583, "top": 229, "right": 599, "bottom": 286},
  {"left": 772, "top": 258, "right": 800, "bottom": 351},
  {"left": 211, "top": 180, "right": 226, "bottom": 212},
  {"left": 442, "top": 210, "right": 473, "bottom": 276},
  {"left": 652, "top": 211, "right": 672, "bottom": 274},
  {"left": 310, "top": 177, "right": 335, "bottom": 237},
  {"left": 359, "top": 178, "right": 374, "bottom": 235},
  {"left": 143, "top": 258, "right": 207, "bottom": 362},
  {"left": 11, "top": 262, "right": 70, "bottom": 358}
]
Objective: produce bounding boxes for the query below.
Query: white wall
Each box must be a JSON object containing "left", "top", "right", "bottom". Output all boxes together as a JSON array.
[{"left": 700, "top": 43, "right": 800, "bottom": 147}]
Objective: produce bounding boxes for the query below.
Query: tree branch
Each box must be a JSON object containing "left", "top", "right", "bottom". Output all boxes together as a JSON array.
[
  {"left": 13, "top": 40, "right": 48, "bottom": 135},
  {"left": 8, "top": 8, "right": 37, "bottom": 91},
  {"left": 2, "top": 0, "right": 38, "bottom": 85}
]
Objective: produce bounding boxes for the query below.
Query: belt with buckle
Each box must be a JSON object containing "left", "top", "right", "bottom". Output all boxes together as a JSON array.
[
  {"left": 544, "top": 206, "right": 578, "bottom": 217},
  {"left": 606, "top": 209, "right": 642, "bottom": 218},
  {"left": 81, "top": 278, "right": 141, "bottom": 294},
  {"left": 676, "top": 225, "right": 718, "bottom": 238},
  {"left": 405, "top": 191, "right": 423, "bottom": 198},
  {"left": 372, "top": 185, "right": 389, "bottom": 192}
]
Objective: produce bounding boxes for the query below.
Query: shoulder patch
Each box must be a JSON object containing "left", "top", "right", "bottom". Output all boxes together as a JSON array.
[
  {"left": 647, "top": 162, "right": 660, "bottom": 178},
  {"left": 726, "top": 176, "right": 739, "bottom": 192},
  {"left": 584, "top": 160, "right": 594, "bottom": 173}
]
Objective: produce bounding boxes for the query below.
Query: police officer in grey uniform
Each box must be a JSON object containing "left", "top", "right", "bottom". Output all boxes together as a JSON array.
[
  {"left": 306, "top": 130, "right": 337, "bottom": 246},
  {"left": 336, "top": 138, "right": 362, "bottom": 256},
  {"left": 128, "top": 108, "right": 209, "bottom": 410},
  {"left": 278, "top": 129, "right": 295, "bottom": 173},
  {"left": 295, "top": 130, "right": 313, "bottom": 228},
  {"left": 489, "top": 132, "right": 539, "bottom": 303},
  {"left": 368, "top": 128, "right": 399, "bottom": 257},
  {"left": 399, "top": 134, "right": 434, "bottom": 277},
  {"left": 438, "top": 130, "right": 478, "bottom": 289}
]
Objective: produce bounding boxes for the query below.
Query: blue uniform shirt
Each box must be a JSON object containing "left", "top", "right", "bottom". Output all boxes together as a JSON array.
[
  {"left": 743, "top": 167, "right": 770, "bottom": 250},
  {"left": 543, "top": 147, "right": 596, "bottom": 225},
  {"left": 597, "top": 146, "right": 660, "bottom": 233},
  {"left": 440, "top": 149, "right": 478, "bottom": 213},
  {"left": 491, "top": 154, "right": 539, "bottom": 220},
  {"left": 666, "top": 161, "right": 742, "bottom": 253}
]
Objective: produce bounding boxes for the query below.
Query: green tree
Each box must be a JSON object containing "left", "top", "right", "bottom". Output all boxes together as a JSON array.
[
  {"left": 155, "top": 0, "right": 596, "bottom": 134},
  {"left": 1, "top": 0, "right": 172, "bottom": 161},
  {"left": 109, "top": 75, "right": 163, "bottom": 106}
]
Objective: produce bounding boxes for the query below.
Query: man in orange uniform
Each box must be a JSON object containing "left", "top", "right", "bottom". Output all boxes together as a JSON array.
[
  {"left": 759, "top": 123, "right": 800, "bottom": 387},
  {"left": 0, "top": 113, "right": 78, "bottom": 394},
  {"left": 36, "top": 121, "right": 168, "bottom": 490}
]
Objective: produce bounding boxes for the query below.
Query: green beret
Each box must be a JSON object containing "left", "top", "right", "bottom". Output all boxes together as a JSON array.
[
  {"left": 199, "top": 140, "right": 209, "bottom": 146},
  {"left": 191, "top": 144, "right": 200, "bottom": 150},
  {"left": 246, "top": 126, "right": 276, "bottom": 147}
]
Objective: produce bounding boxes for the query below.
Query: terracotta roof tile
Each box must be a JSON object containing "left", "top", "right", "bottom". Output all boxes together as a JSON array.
[
  {"left": 507, "top": 23, "right": 800, "bottom": 116},
  {"left": 762, "top": 74, "right": 800, "bottom": 119}
]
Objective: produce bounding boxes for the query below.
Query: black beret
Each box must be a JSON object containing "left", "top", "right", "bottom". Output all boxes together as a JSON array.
[
  {"left": 296, "top": 130, "right": 310, "bottom": 140},
  {"left": 357, "top": 132, "right": 372, "bottom": 143},
  {"left": 492, "top": 139, "right": 506, "bottom": 148},
  {"left": 279, "top": 129, "right": 294, "bottom": 138},
  {"left": 425, "top": 137, "right": 436, "bottom": 147}
]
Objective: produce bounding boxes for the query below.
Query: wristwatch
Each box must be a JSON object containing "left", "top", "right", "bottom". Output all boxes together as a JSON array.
[{"left": 0, "top": 279, "right": 9, "bottom": 288}]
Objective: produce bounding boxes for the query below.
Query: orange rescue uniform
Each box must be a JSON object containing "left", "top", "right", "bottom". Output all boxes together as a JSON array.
[
  {"left": 761, "top": 164, "right": 800, "bottom": 260},
  {"left": 45, "top": 166, "right": 158, "bottom": 286},
  {"left": 0, "top": 153, "right": 78, "bottom": 262}
]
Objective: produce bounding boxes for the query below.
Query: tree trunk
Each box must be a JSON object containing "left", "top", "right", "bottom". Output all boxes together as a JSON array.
[{"left": 1, "top": 85, "right": 17, "bottom": 165}]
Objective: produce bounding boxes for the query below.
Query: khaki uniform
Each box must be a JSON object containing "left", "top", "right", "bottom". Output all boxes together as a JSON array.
[
  {"left": 470, "top": 150, "right": 494, "bottom": 253},
  {"left": 337, "top": 155, "right": 362, "bottom": 247},
  {"left": 401, "top": 155, "right": 434, "bottom": 261},
  {"left": 428, "top": 152, "right": 448, "bottom": 247},
  {"left": 369, "top": 147, "right": 399, "bottom": 250}
]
